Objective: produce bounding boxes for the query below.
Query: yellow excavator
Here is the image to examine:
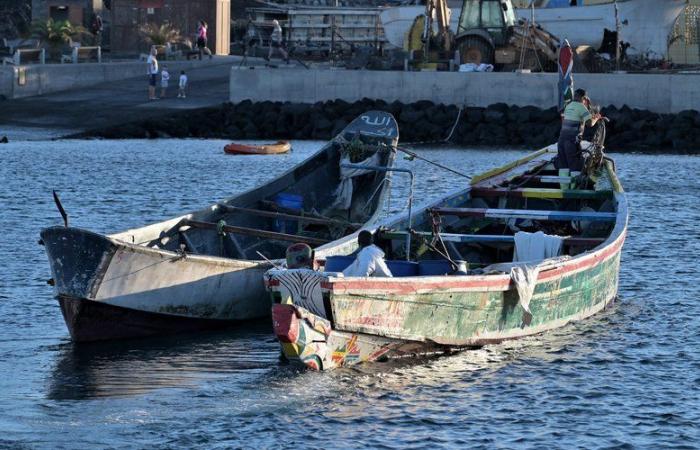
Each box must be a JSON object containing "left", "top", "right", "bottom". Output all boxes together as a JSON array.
[{"left": 406, "top": 0, "right": 560, "bottom": 71}]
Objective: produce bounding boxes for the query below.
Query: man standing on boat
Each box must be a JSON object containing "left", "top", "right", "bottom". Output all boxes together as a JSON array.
[
  {"left": 343, "top": 231, "right": 393, "bottom": 277},
  {"left": 557, "top": 88, "right": 602, "bottom": 172}
]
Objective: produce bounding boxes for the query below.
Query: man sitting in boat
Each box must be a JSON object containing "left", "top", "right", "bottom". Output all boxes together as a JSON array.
[
  {"left": 557, "top": 88, "right": 602, "bottom": 172},
  {"left": 343, "top": 231, "right": 393, "bottom": 277},
  {"left": 286, "top": 243, "right": 315, "bottom": 269}
]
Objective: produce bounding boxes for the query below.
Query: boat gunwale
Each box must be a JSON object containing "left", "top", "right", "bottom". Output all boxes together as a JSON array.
[{"left": 108, "top": 110, "right": 399, "bottom": 243}]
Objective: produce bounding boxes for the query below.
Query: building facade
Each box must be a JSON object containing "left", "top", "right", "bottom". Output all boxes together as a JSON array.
[{"left": 109, "top": 0, "right": 230, "bottom": 55}]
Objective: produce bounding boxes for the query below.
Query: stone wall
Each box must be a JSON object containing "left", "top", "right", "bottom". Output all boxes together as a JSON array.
[
  {"left": 78, "top": 99, "right": 700, "bottom": 154},
  {"left": 110, "top": 0, "right": 222, "bottom": 55}
]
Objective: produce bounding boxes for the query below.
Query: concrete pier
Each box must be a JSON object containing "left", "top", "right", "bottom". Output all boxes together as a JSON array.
[
  {"left": 0, "top": 58, "right": 236, "bottom": 100},
  {"left": 0, "top": 60, "right": 237, "bottom": 140},
  {"left": 230, "top": 68, "right": 700, "bottom": 114}
]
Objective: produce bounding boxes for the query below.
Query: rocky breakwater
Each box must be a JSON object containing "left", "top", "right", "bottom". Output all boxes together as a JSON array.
[{"left": 81, "top": 99, "right": 700, "bottom": 153}]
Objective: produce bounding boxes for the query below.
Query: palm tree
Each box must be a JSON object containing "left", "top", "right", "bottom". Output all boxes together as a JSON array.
[
  {"left": 32, "top": 18, "right": 89, "bottom": 60},
  {"left": 139, "top": 23, "right": 183, "bottom": 47}
]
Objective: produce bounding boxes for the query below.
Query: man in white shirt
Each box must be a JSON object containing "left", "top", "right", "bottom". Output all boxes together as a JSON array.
[
  {"left": 342, "top": 231, "right": 393, "bottom": 277},
  {"left": 146, "top": 47, "right": 158, "bottom": 100}
]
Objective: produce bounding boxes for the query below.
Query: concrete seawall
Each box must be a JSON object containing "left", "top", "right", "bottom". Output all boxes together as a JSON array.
[
  {"left": 0, "top": 59, "right": 230, "bottom": 99},
  {"left": 230, "top": 69, "right": 700, "bottom": 115}
]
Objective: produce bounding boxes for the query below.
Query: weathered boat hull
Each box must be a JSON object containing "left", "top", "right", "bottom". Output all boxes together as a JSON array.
[
  {"left": 41, "top": 226, "right": 271, "bottom": 340},
  {"left": 272, "top": 236, "right": 622, "bottom": 370},
  {"left": 267, "top": 147, "right": 628, "bottom": 370},
  {"left": 42, "top": 111, "right": 399, "bottom": 341},
  {"left": 58, "top": 295, "right": 236, "bottom": 342}
]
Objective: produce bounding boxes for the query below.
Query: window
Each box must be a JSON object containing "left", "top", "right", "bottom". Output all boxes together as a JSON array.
[{"left": 482, "top": 1, "right": 505, "bottom": 29}]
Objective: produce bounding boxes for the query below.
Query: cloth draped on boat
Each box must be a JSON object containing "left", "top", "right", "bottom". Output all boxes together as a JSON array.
[
  {"left": 332, "top": 152, "right": 382, "bottom": 210},
  {"left": 510, "top": 264, "right": 539, "bottom": 314},
  {"left": 482, "top": 253, "right": 571, "bottom": 315},
  {"left": 514, "top": 231, "right": 563, "bottom": 263},
  {"left": 270, "top": 268, "right": 327, "bottom": 317}
]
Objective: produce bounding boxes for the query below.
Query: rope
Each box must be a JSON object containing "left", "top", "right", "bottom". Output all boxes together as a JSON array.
[
  {"left": 399, "top": 106, "right": 463, "bottom": 147},
  {"left": 394, "top": 106, "right": 472, "bottom": 180},
  {"left": 396, "top": 146, "right": 471, "bottom": 180}
]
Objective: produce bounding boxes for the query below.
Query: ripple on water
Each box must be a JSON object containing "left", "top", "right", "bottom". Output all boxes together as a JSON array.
[{"left": 0, "top": 141, "right": 698, "bottom": 449}]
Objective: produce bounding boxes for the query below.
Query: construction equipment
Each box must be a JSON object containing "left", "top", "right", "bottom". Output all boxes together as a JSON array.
[
  {"left": 405, "top": 0, "right": 457, "bottom": 70},
  {"left": 455, "top": 0, "right": 559, "bottom": 70},
  {"left": 406, "top": 0, "right": 560, "bottom": 71}
]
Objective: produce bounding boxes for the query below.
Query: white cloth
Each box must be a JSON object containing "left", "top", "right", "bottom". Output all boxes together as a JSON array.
[
  {"left": 147, "top": 55, "right": 158, "bottom": 75},
  {"left": 179, "top": 74, "right": 188, "bottom": 88},
  {"left": 161, "top": 70, "right": 170, "bottom": 82},
  {"left": 331, "top": 152, "right": 381, "bottom": 210},
  {"left": 342, "top": 245, "right": 393, "bottom": 278},
  {"left": 513, "top": 231, "right": 563, "bottom": 263},
  {"left": 459, "top": 63, "right": 494, "bottom": 72},
  {"left": 510, "top": 264, "right": 539, "bottom": 315}
]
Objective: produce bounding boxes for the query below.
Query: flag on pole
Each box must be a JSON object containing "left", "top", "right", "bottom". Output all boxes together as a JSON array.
[{"left": 558, "top": 39, "right": 574, "bottom": 113}]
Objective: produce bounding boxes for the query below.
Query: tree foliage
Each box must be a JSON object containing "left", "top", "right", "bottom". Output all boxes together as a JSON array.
[
  {"left": 139, "top": 23, "right": 183, "bottom": 46},
  {"left": 31, "top": 19, "right": 89, "bottom": 46}
]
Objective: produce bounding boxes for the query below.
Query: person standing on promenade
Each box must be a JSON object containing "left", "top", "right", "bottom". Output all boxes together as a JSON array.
[
  {"left": 91, "top": 13, "right": 103, "bottom": 46},
  {"left": 160, "top": 65, "right": 170, "bottom": 98},
  {"left": 146, "top": 47, "right": 159, "bottom": 100},
  {"left": 557, "top": 88, "right": 602, "bottom": 172},
  {"left": 267, "top": 19, "right": 289, "bottom": 63},
  {"left": 197, "top": 20, "right": 213, "bottom": 59},
  {"left": 178, "top": 70, "right": 188, "bottom": 98}
]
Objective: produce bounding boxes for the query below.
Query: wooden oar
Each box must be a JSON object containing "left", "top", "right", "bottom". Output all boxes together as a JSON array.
[{"left": 52, "top": 190, "right": 68, "bottom": 227}]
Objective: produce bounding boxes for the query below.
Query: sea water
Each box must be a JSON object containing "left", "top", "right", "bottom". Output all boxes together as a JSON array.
[{"left": 0, "top": 140, "right": 698, "bottom": 449}]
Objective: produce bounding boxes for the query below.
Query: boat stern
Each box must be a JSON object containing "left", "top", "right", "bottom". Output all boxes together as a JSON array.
[{"left": 266, "top": 268, "right": 336, "bottom": 369}]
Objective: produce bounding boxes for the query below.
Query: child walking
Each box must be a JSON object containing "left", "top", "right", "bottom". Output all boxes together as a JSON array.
[
  {"left": 178, "top": 70, "right": 188, "bottom": 98},
  {"left": 160, "top": 65, "right": 170, "bottom": 98}
]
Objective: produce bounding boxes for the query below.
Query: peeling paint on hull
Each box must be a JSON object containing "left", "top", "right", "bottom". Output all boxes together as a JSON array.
[
  {"left": 42, "top": 227, "right": 272, "bottom": 342},
  {"left": 268, "top": 148, "right": 628, "bottom": 371},
  {"left": 58, "top": 295, "right": 236, "bottom": 342}
]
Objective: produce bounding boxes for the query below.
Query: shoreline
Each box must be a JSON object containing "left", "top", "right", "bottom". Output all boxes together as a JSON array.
[{"left": 68, "top": 99, "right": 700, "bottom": 155}]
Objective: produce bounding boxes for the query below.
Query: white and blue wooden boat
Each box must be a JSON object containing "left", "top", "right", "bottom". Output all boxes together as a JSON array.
[{"left": 40, "top": 111, "right": 398, "bottom": 342}]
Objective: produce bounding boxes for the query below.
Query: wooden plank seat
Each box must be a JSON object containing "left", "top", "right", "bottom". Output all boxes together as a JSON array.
[
  {"left": 3, "top": 48, "right": 45, "bottom": 65},
  {"left": 381, "top": 230, "right": 605, "bottom": 246},
  {"left": 430, "top": 207, "right": 617, "bottom": 222},
  {"left": 518, "top": 175, "right": 575, "bottom": 184},
  {"left": 471, "top": 187, "right": 613, "bottom": 200},
  {"left": 181, "top": 219, "right": 328, "bottom": 246},
  {"left": 71, "top": 46, "right": 101, "bottom": 63}
]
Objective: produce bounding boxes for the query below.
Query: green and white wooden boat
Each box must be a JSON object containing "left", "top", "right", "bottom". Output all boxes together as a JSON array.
[{"left": 266, "top": 145, "right": 627, "bottom": 370}]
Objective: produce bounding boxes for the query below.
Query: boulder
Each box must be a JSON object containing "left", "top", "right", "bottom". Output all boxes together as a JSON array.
[{"left": 465, "top": 107, "right": 483, "bottom": 124}]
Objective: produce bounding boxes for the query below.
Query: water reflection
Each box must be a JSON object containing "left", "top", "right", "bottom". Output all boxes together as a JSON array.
[{"left": 47, "top": 321, "right": 278, "bottom": 400}]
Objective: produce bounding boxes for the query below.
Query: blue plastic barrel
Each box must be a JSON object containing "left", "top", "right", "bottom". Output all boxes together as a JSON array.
[
  {"left": 274, "top": 193, "right": 304, "bottom": 211},
  {"left": 273, "top": 193, "right": 304, "bottom": 233},
  {"left": 324, "top": 255, "right": 355, "bottom": 272},
  {"left": 386, "top": 260, "right": 419, "bottom": 277},
  {"left": 418, "top": 260, "right": 453, "bottom": 276}
]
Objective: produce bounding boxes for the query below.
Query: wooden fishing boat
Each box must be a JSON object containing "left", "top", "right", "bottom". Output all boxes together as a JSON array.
[
  {"left": 40, "top": 111, "right": 398, "bottom": 342},
  {"left": 266, "top": 142, "right": 627, "bottom": 370},
  {"left": 224, "top": 140, "right": 291, "bottom": 155}
]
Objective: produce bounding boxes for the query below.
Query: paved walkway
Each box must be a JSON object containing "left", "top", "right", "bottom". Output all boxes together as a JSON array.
[{"left": 0, "top": 56, "right": 300, "bottom": 140}]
